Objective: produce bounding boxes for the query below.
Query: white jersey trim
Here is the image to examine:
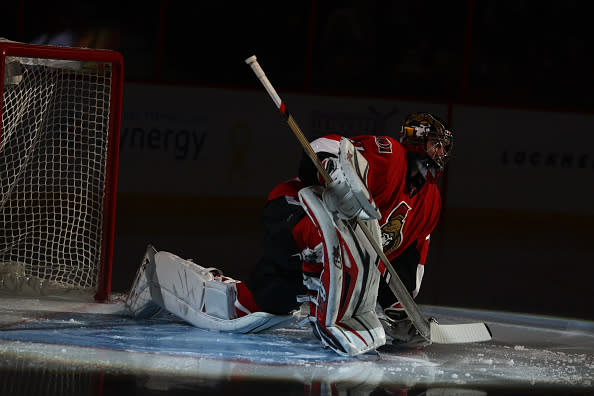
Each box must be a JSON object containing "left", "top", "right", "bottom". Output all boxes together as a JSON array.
[{"left": 310, "top": 137, "right": 340, "bottom": 156}]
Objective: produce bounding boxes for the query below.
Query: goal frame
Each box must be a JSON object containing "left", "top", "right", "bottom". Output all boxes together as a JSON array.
[{"left": 0, "top": 41, "right": 124, "bottom": 301}]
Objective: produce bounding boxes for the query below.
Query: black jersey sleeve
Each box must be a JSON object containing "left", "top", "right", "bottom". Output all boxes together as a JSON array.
[
  {"left": 376, "top": 242, "right": 421, "bottom": 308},
  {"left": 297, "top": 149, "right": 337, "bottom": 187}
]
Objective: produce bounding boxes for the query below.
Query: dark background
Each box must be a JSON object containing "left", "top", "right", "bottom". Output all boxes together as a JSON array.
[
  {"left": 2, "top": 0, "right": 593, "bottom": 321},
  {"left": 5, "top": 0, "right": 592, "bottom": 110}
]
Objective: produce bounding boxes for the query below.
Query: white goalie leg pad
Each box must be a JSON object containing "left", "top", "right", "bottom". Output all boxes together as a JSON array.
[
  {"left": 125, "top": 244, "right": 163, "bottom": 318},
  {"left": 151, "top": 251, "right": 296, "bottom": 333},
  {"left": 152, "top": 250, "right": 237, "bottom": 320},
  {"left": 299, "top": 186, "right": 385, "bottom": 356}
]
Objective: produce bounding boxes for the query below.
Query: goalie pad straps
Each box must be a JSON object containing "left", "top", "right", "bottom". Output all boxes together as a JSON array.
[
  {"left": 152, "top": 251, "right": 240, "bottom": 321},
  {"left": 298, "top": 186, "right": 386, "bottom": 356}
]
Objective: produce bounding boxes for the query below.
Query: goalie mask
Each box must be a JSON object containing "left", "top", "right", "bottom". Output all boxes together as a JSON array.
[{"left": 400, "top": 113, "right": 453, "bottom": 182}]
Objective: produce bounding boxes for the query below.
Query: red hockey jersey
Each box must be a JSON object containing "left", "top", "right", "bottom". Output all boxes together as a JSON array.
[{"left": 269, "top": 134, "right": 441, "bottom": 264}]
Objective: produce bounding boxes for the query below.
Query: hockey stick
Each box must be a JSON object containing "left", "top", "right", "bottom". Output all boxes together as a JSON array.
[{"left": 245, "top": 55, "right": 491, "bottom": 344}]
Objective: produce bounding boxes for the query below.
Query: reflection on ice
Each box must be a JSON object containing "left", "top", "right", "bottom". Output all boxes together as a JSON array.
[{"left": 0, "top": 296, "right": 591, "bottom": 394}]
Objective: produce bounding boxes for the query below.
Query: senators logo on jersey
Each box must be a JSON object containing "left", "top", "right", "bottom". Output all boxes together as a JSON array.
[{"left": 381, "top": 201, "right": 411, "bottom": 256}]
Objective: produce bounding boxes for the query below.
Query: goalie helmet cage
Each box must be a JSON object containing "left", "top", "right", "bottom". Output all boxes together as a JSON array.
[{"left": 0, "top": 40, "right": 123, "bottom": 301}]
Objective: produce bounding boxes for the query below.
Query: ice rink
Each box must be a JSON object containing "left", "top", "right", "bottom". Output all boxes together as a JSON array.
[{"left": 0, "top": 294, "right": 592, "bottom": 395}]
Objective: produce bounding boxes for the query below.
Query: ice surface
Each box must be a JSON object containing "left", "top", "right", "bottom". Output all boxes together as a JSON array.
[{"left": 0, "top": 294, "right": 591, "bottom": 394}]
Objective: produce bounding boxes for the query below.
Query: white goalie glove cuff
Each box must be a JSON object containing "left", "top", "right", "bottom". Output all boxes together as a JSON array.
[{"left": 321, "top": 138, "right": 381, "bottom": 221}]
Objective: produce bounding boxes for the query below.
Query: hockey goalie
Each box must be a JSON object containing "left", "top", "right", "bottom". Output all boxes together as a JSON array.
[{"left": 125, "top": 112, "right": 455, "bottom": 356}]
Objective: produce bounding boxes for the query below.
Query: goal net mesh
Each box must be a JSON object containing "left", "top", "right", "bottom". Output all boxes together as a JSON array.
[{"left": 0, "top": 55, "right": 114, "bottom": 296}]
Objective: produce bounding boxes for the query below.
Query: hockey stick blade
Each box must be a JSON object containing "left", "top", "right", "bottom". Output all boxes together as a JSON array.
[{"left": 430, "top": 320, "right": 492, "bottom": 344}]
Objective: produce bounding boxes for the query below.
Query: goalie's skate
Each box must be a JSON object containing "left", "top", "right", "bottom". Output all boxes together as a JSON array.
[
  {"left": 377, "top": 307, "right": 430, "bottom": 347},
  {"left": 125, "top": 244, "right": 163, "bottom": 318}
]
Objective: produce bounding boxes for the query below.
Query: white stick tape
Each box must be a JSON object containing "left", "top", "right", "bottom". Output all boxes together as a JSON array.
[{"left": 245, "top": 55, "right": 282, "bottom": 110}]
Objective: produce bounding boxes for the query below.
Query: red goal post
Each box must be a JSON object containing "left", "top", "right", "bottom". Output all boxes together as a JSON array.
[{"left": 0, "top": 39, "right": 123, "bottom": 301}]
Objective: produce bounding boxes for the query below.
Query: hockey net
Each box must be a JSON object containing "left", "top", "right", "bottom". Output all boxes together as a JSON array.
[{"left": 0, "top": 39, "right": 123, "bottom": 301}]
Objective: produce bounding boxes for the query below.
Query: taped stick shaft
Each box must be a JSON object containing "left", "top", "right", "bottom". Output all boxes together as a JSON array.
[
  {"left": 355, "top": 217, "right": 430, "bottom": 338},
  {"left": 246, "top": 55, "right": 331, "bottom": 185},
  {"left": 245, "top": 54, "right": 431, "bottom": 340},
  {"left": 287, "top": 116, "right": 332, "bottom": 185},
  {"left": 245, "top": 55, "right": 282, "bottom": 109}
]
